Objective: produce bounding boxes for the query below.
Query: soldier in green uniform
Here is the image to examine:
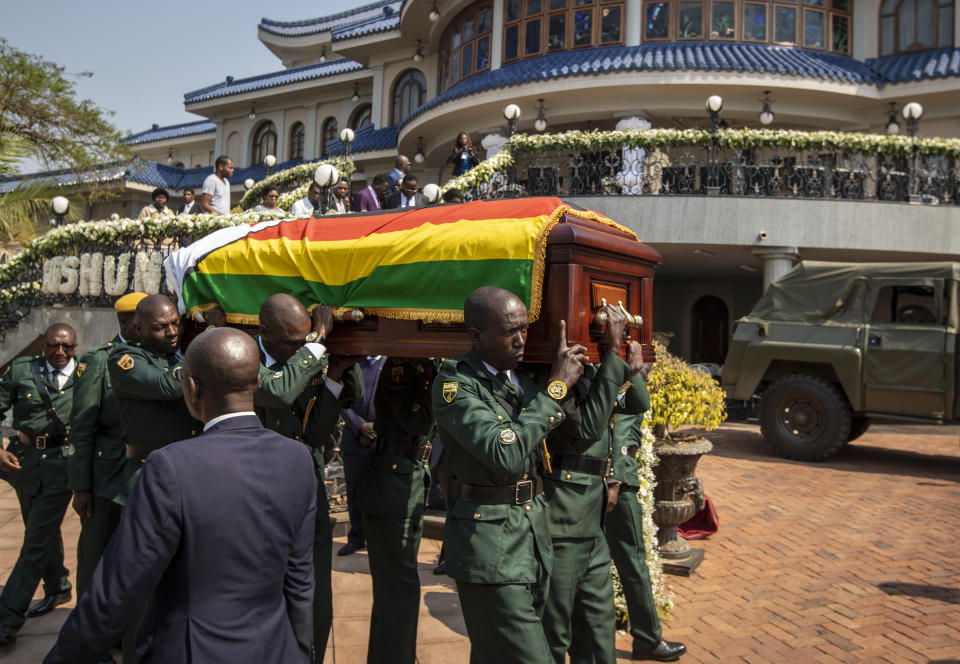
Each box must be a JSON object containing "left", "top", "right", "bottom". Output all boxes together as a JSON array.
[
  {"left": 0, "top": 323, "right": 78, "bottom": 648},
  {"left": 537, "top": 307, "right": 652, "bottom": 664},
  {"left": 358, "top": 357, "right": 435, "bottom": 663},
  {"left": 431, "top": 286, "right": 586, "bottom": 663},
  {"left": 69, "top": 292, "right": 147, "bottom": 607},
  {"left": 253, "top": 293, "right": 363, "bottom": 664},
  {"left": 606, "top": 412, "right": 685, "bottom": 662}
]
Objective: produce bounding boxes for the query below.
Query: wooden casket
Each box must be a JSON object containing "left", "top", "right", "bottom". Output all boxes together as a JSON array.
[{"left": 167, "top": 198, "right": 661, "bottom": 363}]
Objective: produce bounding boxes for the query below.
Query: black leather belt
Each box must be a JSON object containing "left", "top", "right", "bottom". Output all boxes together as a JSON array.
[
  {"left": 18, "top": 432, "right": 67, "bottom": 450},
  {"left": 459, "top": 476, "right": 543, "bottom": 505},
  {"left": 381, "top": 441, "right": 432, "bottom": 463},
  {"left": 553, "top": 453, "right": 612, "bottom": 477}
]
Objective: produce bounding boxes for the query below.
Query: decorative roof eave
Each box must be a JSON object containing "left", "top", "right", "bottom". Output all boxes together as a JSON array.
[
  {"left": 868, "top": 46, "right": 960, "bottom": 88},
  {"left": 184, "top": 59, "right": 366, "bottom": 105},
  {"left": 124, "top": 120, "right": 217, "bottom": 146}
]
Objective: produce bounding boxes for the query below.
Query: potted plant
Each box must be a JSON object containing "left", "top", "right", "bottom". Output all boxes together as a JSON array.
[{"left": 646, "top": 341, "right": 726, "bottom": 563}]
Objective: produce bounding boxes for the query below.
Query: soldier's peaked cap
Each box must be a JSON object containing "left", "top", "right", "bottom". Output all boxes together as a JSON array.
[{"left": 114, "top": 292, "right": 148, "bottom": 313}]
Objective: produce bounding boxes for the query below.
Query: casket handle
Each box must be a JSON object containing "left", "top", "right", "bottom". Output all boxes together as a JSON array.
[
  {"left": 593, "top": 298, "right": 642, "bottom": 329},
  {"left": 335, "top": 309, "right": 365, "bottom": 322}
]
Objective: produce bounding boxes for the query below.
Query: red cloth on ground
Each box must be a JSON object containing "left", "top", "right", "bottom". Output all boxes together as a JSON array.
[{"left": 678, "top": 494, "right": 719, "bottom": 540}]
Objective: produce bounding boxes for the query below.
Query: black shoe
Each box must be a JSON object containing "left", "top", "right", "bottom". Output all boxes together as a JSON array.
[
  {"left": 0, "top": 627, "right": 17, "bottom": 647},
  {"left": 632, "top": 639, "right": 686, "bottom": 661},
  {"left": 337, "top": 542, "right": 365, "bottom": 556},
  {"left": 433, "top": 560, "right": 446, "bottom": 575},
  {"left": 25, "top": 591, "right": 72, "bottom": 618}
]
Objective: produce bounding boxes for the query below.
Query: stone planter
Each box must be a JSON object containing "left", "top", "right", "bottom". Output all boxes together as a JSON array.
[{"left": 652, "top": 437, "right": 713, "bottom": 562}]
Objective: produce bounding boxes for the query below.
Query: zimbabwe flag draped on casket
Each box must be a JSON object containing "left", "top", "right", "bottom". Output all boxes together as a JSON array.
[{"left": 164, "top": 197, "right": 634, "bottom": 325}]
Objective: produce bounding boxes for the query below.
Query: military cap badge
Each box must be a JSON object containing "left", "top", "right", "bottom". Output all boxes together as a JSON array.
[
  {"left": 272, "top": 371, "right": 284, "bottom": 379},
  {"left": 76, "top": 362, "right": 87, "bottom": 377},
  {"left": 498, "top": 428, "right": 517, "bottom": 445},
  {"left": 117, "top": 354, "right": 135, "bottom": 371},
  {"left": 441, "top": 381, "right": 458, "bottom": 403}
]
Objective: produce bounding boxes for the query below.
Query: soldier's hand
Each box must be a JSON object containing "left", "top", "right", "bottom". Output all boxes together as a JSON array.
[
  {"left": 640, "top": 362, "right": 653, "bottom": 381},
  {"left": 205, "top": 306, "right": 227, "bottom": 328},
  {"left": 600, "top": 304, "right": 627, "bottom": 354},
  {"left": 0, "top": 449, "right": 20, "bottom": 472},
  {"left": 626, "top": 341, "right": 644, "bottom": 376},
  {"left": 311, "top": 305, "right": 336, "bottom": 340},
  {"left": 72, "top": 491, "right": 94, "bottom": 518},
  {"left": 606, "top": 483, "right": 620, "bottom": 512},
  {"left": 548, "top": 320, "right": 587, "bottom": 388},
  {"left": 358, "top": 421, "right": 376, "bottom": 448},
  {"left": 327, "top": 355, "right": 362, "bottom": 381}
]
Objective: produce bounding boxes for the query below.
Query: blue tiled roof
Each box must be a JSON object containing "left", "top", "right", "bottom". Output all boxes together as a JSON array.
[
  {"left": 326, "top": 123, "right": 399, "bottom": 155},
  {"left": 124, "top": 120, "right": 216, "bottom": 145},
  {"left": 258, "top": 0, "right": 402, "bottom": 40},
  {"left": 868, "top": 47, "right": 960, "bottom": 86},
  {"left": 402, "top": 42, "right": 878, "bottom": 125},
  {"left": 185, "top": 59, "right": 363, "bottom": 104}
]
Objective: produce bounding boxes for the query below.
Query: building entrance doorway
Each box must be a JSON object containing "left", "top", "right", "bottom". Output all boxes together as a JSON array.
[{"left": 691, "top": 295, "right": 729, "bottom": 365}]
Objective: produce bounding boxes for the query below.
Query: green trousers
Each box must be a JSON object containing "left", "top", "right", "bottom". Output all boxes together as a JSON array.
[
  {"left": 361, "top": 510, "right": 423, "bottom": 663},
  {"left": 0, "top": 489, "right": 72, "bottom": 630},
  {"left": 314, "top": 489, "right": 333, "bottom": 664},
  {"left": 543, "top": 535, "right": 616, "bottom": 664},
  {"left": 76, "top": 494, "right": 123, "bottom": 599},
  {"left": 456, "top": 579, "right": 552, "bottom": 664},
  {"left": 604, "top": 486, "right": 662, "bottom": 649}
]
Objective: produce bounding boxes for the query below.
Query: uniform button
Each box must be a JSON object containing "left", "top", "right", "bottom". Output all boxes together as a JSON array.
[
  {"left": 302, "top": 360, "right": 308, "bottom": 365},
  {"left": 473, "top": 512, "right": 481, "bottom": 520},
  {"left": 97, "top": 451, "right": 103, "bottom": 457},
  {"left": 41, "top": 453, "right": 47, "bottom": 459},
  {"left": 523, "top": 473, "right": 528, "bottom": 479},
  {"left": 549, "top": 416, "right": 554, "bottom": 423},
  {"left": 392, "top": 464, "right": 398, "bottom": 470},
  {"left": 556, "top": 412, "right": 563, "bottom": 418},
  {"left": 524, "top": 505, "right": 532, "bottom": 512},
  {"left": 565, "top": 473, "right": 572, "bottom": 480},
  {"left": 60, "top": 390, "right": 64, "bottom": 395},
  {"left": 497, "top": 415, "right": 503, "bottom": 421},
  {"left": 191, "top": 430, "right": 197, "bottom": 436}
]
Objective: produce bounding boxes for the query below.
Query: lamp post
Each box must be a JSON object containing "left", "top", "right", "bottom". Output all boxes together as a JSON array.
[
  {"left": 422, "top": 183, "right": 441, "bottom": 204},
  {"left": 50, "top": 196, "right": 69, "bottom": 226},
  {"left": 314, "top": 164, "right": 339, "bottom": 215},
  {"left": 340, "top": 127, "right": 355, "bottom": 157},
  {"left": 534, "top": 99, "right": 548, "bottom": 132},
  {"left": 758, "top": 91, "right": 774, "bottom": 126},
  {"left": 503, "top": 103, "right": 521, "bottom": 137},
  {"left": 705, "top": 95, "right": 723, "bottom": 196},
  {"left": 902, "top": 101, "right": 924, "bottom": 203},
  {"left": 243, "top": 177, "right": 255, "bottom": 190},
  {"left": 264, "top": 154, "right": 276, "bottom": 177}
]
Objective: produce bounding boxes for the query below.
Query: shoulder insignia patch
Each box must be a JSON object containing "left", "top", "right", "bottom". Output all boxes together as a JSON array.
[
  {"left": 172, "top": 366, "right": 183, "bottom": 381},
  {"left": 272, "top": 371, "right": 284, "bottom": 379},
  {"left": 392, "top": 365, "right": 405, "bottom": 382},
  {"left": 117, "top": 354, "right": 134, "bottom": 371},
  {"left": 498, "top": 428, "right": 517, "bottom": 445},
  {"left": 441, "top": 381, "right": 458, "bottom": 403},
  {"left": 76, "top": 363, "right": 87, "bottom": 378}
]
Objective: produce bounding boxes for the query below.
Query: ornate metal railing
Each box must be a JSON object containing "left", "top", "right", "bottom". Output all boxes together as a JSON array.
[{"left": 448, "top": 129, "right": 960, "bottom": 205}]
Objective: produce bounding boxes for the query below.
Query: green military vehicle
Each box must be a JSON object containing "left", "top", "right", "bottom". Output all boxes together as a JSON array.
[{"left": 722, "top": 261, "right": 959, "bottom": 461}]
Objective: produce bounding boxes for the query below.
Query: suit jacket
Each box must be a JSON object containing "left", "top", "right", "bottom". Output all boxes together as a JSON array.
[
  {"left": 352, "top": 186, "right": 382, "bottom": 212},
  {"left": 44, "top": 415, "right": 317, "bottom": 664},
  {"left": 340, "top": 356, "right": 384, "bottom": 455},
  {"left": 386, "top": 190, "right": 427, "bottom": 209}
]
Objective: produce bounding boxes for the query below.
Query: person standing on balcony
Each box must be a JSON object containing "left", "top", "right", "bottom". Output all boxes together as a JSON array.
[
  {"left": 388, "top": 155, "right": 411, "bottom": 188},
  {"left": 331, "top": 178, "right": 351, "bottom": 214},
  {"left": 178, "top": 188, "right": 196, "bottom": 214},
  {"left": 448, "top": 132, "right": 479, "bottom": 177},
  {"left": 291, "top": 183, "right": 322, "bottom": 217},
  {"left": 0, "top": 323, "right": 78, "bottom": 648},
  {"left": 353, "top": 175, "right": 390, "bottom": 212},
  {"left": 387, "top": 174, "right": 425, "bottom": 209},
  {"left": 253, "top": 184, "right": 283, "bottom": 213},
  {"left": 138, "top": 188, "right": 174, "bottom": 219},
  {"left": 199, "top": 155, "right": 233, "bottom": 215}
]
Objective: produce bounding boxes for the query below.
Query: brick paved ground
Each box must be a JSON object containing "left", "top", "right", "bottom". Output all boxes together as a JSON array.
[{"left": 1, "top": 421, "right": 958, "bottom": 663}]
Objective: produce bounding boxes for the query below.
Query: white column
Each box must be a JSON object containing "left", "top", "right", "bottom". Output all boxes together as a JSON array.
[
  {"left": 370, "top": 67, "right": 385, "bottom": 127},
  {"left": 303, "top": 104, "right": 318, "bottom": 161},
  {"left": 482, "top": 133, "right": 508, "bottom": 158},
  {"left": 625, "top": 0, "right": 641, "bottom": 46},
  {"left": 213, "top": 122, "right": 224, "bottom": 158},
  {"left": 752, "top": 246, "right": 799, "bottom": 290},
  {"left": 955, "top": 5, "right": 960, "bottom": 48},
  {"left": 615, "top": 116, "right": 650, "bottom": 194},
  {"left": 491, "top": 0, "right": 504, "bottom": 70}
]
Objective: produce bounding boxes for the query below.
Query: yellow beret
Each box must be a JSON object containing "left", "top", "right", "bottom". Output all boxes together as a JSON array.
[{"left": 114, "top": 292, "right": 149, "bottom": 313}]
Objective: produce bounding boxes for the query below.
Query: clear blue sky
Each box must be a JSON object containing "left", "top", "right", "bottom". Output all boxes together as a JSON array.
[{"left": 4, "top": 0, "right": 371, "bottom": 135}]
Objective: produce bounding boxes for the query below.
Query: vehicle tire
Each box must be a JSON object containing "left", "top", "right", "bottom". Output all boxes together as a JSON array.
[
  {"left": 847, "top": 416, "right": 871, "bottom": 442},
  {"left": 759, "top": 374, "right": 852, "bottom": 461}
]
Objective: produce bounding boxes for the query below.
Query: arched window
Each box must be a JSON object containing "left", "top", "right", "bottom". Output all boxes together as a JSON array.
[
  {"left": 321, "top": 117, "right": 338, "bottom": 156},
  {"left": 880, "top": 0, "right": 954, "bottom": 55},
  {"left": 288, "top": 122, "right": 305, "bottom": 160},
  {"left": 638, "top": 0, "right": 851, "bottom": 54},
  {"left": 349, "top": 104, "right": 372, "bottom": 130},
  {"left": 392, "top": 70, "right": 426, "bottom": 124},
  {"left": 440, "top": 3, "right": 493, "bottom": 92},
  {"left": 251, "top": 121, "right": 277, "bottom": 165}
]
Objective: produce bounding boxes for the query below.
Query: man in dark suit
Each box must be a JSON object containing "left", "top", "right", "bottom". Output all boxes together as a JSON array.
[
  {"left": 386, "top": 173, "right": 426, "bottom": 209},
  {"left": 352, "top": 174, "right": 390, "bottom": 212},
  {"left": 338, "top": 355, "right": 384, "bottom": 556},
  {"left": 44, "top": 328, "right": 317, "bottom": 664}
]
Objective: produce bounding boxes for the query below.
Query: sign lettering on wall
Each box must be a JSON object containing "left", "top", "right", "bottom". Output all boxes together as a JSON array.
[{"left": 41, "top": 251, "right": 167, "bottom": 296}]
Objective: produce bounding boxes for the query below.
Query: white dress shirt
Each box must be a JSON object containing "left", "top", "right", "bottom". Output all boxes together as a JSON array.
[{"left": 45, "top": 358, "right": 76, "bottom": 390}]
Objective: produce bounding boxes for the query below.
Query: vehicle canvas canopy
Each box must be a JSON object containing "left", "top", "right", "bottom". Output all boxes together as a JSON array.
[{"left": 742, "top": 261, "right": 960, "bottom": 327}]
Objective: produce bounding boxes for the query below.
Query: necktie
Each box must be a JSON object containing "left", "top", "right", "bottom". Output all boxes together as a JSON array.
[{"left": 496, "top": 371, "right": 521, "bottom": 402}]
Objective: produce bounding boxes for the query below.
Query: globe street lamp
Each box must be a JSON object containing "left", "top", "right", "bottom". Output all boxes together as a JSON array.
[
  {"left": 264, "top": 154, "right": 277, "bottom": 177},
  {"left": 503, "top": 103, "right": 521, "bottom": 137},
  {"left": 422, "top": 183, "right": 441, "bottom": 204},
  {"left": 758, "top": 91, "right": 774, "bottom": 126},
  {"left": 50, "top": 196, "right": 69, "bottom": 226},
  {"left": 705, "top": 95, "right": 723, "bottom": 196},
  {"left": 534, "top": 99, "right": 548, "bottom": 132},
  {"left": 340, "top": 127, "right": 355, "bottom": 157},
  {"left": 243, "top": 178, "right": 255, "bottom": 190},
  {"left": 885, "top": 103, "right": 901, "bottom": 135},
  {"left": 428, "top": 1, "right": 441, "bottom": 22},
  {"left": 314, "top": 164, "right": 339, "bottom": 215},
  {"left": 902, "top": 102, "right": 924, "bottom": 203},
  {"left": 414, "top": 137, "right": 426, "bottom": 163}
]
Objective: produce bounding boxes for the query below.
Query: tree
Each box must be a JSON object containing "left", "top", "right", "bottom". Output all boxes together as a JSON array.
[{"left": 0, "top": 37, "right": 129, "bottom": 175}]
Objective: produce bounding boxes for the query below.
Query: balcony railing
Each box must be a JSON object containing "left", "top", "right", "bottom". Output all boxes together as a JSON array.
[{"left": 445, "top": 129, "right": 960, "bottom": 205}]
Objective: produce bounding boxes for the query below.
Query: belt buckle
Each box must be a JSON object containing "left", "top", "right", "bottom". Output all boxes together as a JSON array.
[
  {"left": 514, "top": 479, "right": 534, "bottom": 504},
  {"left": 417, "top": 444, "right": 432, "bottom": 463},
  {"left": 601, "top": 458, "right": 612, "bottom": 477},
  {"left": 35, "top": 434, "right": 47, "bottom": 450}
]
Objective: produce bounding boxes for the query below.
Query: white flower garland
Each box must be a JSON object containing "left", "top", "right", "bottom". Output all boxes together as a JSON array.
[{"left": 237, "top": 157, "right": 355, "bottom": 210}]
